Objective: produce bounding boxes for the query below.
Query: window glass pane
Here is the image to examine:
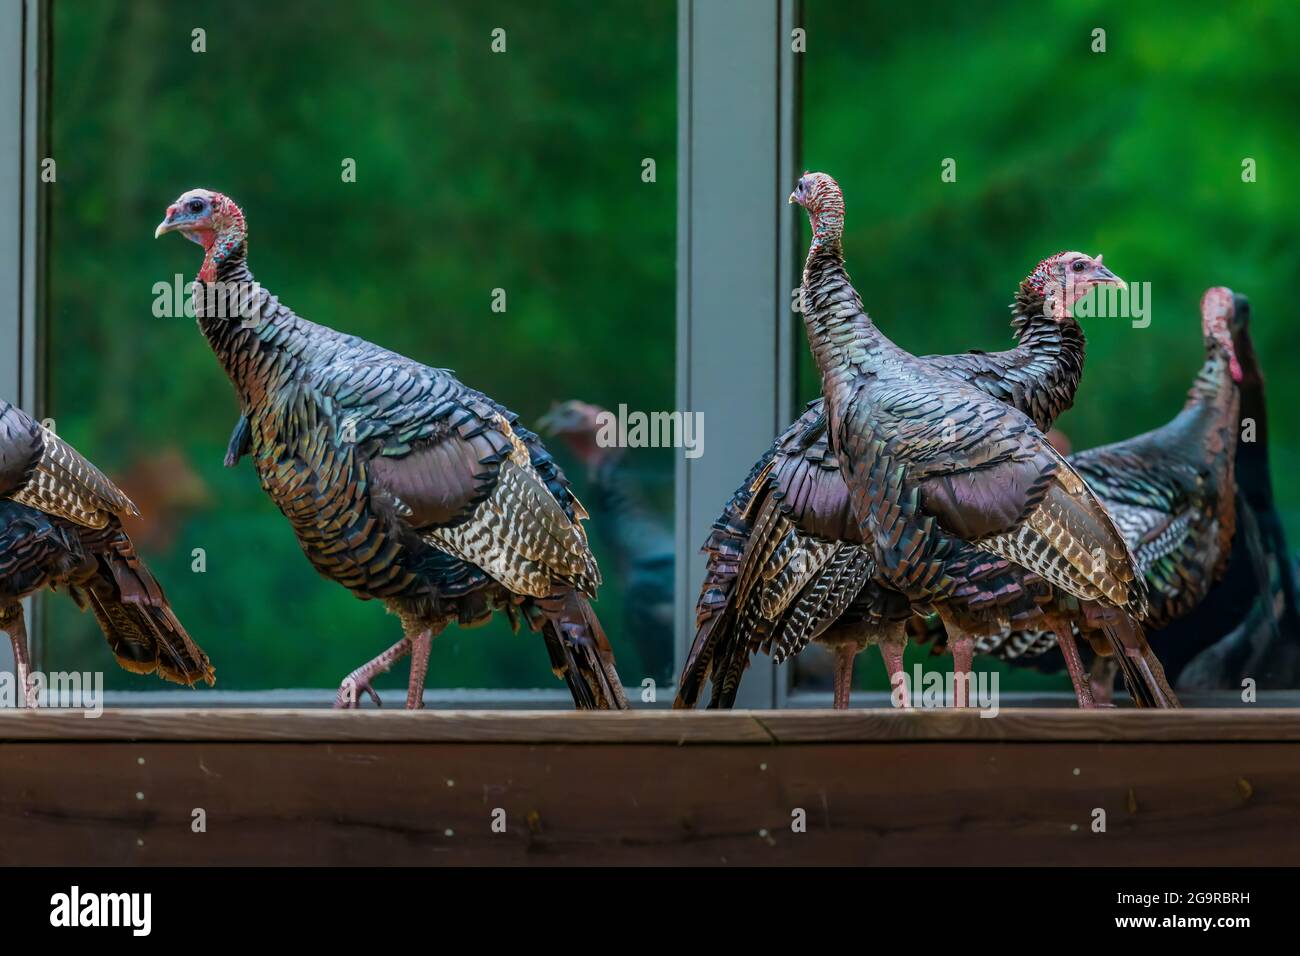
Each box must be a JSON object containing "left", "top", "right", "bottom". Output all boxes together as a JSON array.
[
  {"left": 796, "top": 0, "right": 1300, "bottom": 695},
  {"left": 44, "top": 1, "right": 677, "bottom": 692}
]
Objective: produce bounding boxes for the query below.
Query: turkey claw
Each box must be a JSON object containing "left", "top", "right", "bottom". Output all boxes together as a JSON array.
[{"left": 334, "top": 675, "right": 383, "bottom": 709}]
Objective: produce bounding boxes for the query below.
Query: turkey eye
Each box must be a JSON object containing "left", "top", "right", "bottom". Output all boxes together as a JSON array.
[
  {"left": 1071, "top": 259, "right": 1087, "bottom": 273},
  {"left": 188, "top": 199, "right": 205, "bottom": 214}
]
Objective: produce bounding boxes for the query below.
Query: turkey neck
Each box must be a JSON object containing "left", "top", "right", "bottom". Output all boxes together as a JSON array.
[
  {"left": 801, "top": 235, "right": 1083, "bottom": 428},
  {"left": 799, "top": 235, "right": 898, "bottom": 405},
  {"left": 1186, "top": 338, "right": 1238, "bottom": 413},
  {"left": 973, "top": 286, "right": 1085, "bottom": 430},
  {"left": 194, "top": 244, "right": 311, "bottom": 412},
  {"left": 1164, "top": 336, "right": 1240, "bottom": 467}
]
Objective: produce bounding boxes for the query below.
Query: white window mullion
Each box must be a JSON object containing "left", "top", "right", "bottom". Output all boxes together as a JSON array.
[
  {"left": 1, "top": 3, "right": 26, "bottom": 403},
  {"left": 676, "top": 0, "right": 799, "bottom": 708},
  {"left": 1, "top": 0, "right": 47, "bottom": 678}
]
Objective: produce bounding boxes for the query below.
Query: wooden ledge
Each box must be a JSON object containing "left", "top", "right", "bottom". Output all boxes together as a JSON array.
[
  {"left": 4, "top": 708, "right": 1300, "bottom": 864},
  {"left": 1, "top": 707, "right": 1298, "bottom": 743}
]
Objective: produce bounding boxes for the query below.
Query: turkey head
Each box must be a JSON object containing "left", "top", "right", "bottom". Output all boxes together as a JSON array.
[
  {"left": 538, "top": 400, "right": 624, "bottom": 477},
  {"left": 1024, "top": 251, "right": 1124, "bottom": 321},
  {"left": 156, "top": 188, "right": 247, "bottom": 283},
  {"left": 1201, "top": 286, "right": 1243, "bottom": 383}
]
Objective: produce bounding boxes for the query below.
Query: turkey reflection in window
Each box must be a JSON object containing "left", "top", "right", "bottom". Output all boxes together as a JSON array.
[
  {"left": 791, "top": 0, "right": 1300, "bottom": 700},
  {"left": 43, "top": 1, "right": 676, "bottom": 693}
]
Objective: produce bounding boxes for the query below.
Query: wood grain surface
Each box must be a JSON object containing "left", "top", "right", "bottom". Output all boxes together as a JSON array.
[
  {"left": 2, "top": 709, "right": 1297, "bottom": 865},
  {"left": 1, "top": 738, "right": 1296, "bottom": 865},
  {"left": 1, "top": 707, "right": 1299, "bottom": 742}
]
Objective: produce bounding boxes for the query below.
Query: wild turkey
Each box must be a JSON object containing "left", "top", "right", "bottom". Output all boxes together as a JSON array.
[
  {"left": 0, "top": 400, "right": 214, "bottom": 701},
  {"left": 156, "top": 189, "right": 627, "bottom": 709},
  {"left": 787, "top": 171, "right": 1177, "bottom": 709},
  {"left": 538, "top": 400, "right": 675, "bottom": 680},
  {"left": 1213, "top": 292, "right": 1300, "bottom": 682},
  {"left": 1063, "top": 288, "right": 1241, "bottom": 626},
  {"left": 676, "top": 239, "right": 1123, "bottom": 709},
  {"left": 959, "top": 289, "right": 1297, "bottom": 695}
]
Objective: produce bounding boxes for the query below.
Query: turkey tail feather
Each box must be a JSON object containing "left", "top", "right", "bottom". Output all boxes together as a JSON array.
[
  {"left": 83, "top": 534, "right": 214, "bottom": 687},
  {"left": 534, "top": 592, "right": 628, "bottom": 710},
  {"left": 1100, "top": 612, "right": 1179, "bottom": 709},
  {"left": 675, "top": 608, "right": 722, "bottom": 709},
  {"left": 676, "top": 573, "right": 743, "bottom": 709}
]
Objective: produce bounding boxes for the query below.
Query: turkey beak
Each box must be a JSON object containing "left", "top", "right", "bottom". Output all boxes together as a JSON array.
[
  {"left": 154, "top": 216, "right": 177, "bottom": 239},
  {"left": 1093, "top": 265, "right": 1125, "bottom": 289},
  {"left": 788, "top": 191, "right": 797, "bottom": 204}
]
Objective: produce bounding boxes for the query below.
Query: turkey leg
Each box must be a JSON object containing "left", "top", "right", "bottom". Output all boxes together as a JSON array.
[
  {"left": 334, "top": 636, "right": 411, "bottom": 709},
  {"left": 1051, "top": 621, "right": 1097, "bottom": 709},
  {"left": 405, "top": 628, "right": 434, "bottom": 710},
  {"left": 831, "top": 643, "right": 857, "bottom": 709},
  {"left": 1, "top": 604, "right": 36, "bottom": 708},
  {"left": 877, "top": 627, "right": 910, "bottom": 708},
  {"left": 935, "top": 610, "right": 977, "bottom": 707},
  {"left": 946, "top": 629, "right": 974, "bottom": 708}
]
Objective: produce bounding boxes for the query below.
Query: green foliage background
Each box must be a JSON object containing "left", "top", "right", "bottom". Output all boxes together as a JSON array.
[{"left": 43, "top": 0, "right": 1299, "bottom": 697}]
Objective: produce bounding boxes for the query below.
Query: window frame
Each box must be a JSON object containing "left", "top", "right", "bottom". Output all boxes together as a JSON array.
[
  {"left": 1, "top": 0, "right": 46, "bottom": 688},
  {"left": 4, "top": 0, "right": 816, "bottom": 707},
  {"left": 675, "top": 0, "right": 803, "bottom": 708},
  {"left": 3, "top": 2, "right": 1274, "bottom": 712}
]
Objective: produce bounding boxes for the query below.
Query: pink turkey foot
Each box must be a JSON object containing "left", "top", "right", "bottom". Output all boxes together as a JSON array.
[
  {"left": 21, "top": 674, "right": 37, "bottom": 709},
  {"left": 1052, "top": 623, "right": 1097, "bottom": 709},
  {"left": 334, "top": 636, "right": 411, "bottom": 709},
  {"left": 831, "top": 644, "right": 857, "bottom": 709}
]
